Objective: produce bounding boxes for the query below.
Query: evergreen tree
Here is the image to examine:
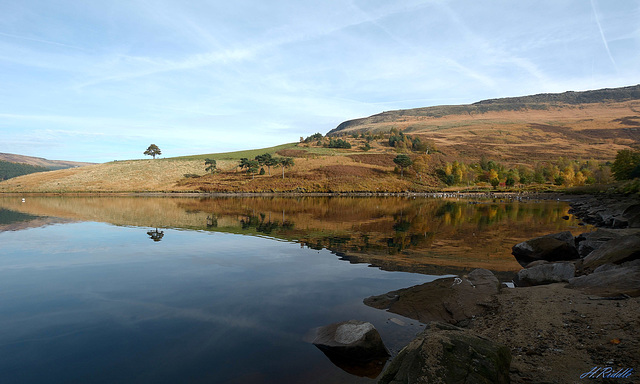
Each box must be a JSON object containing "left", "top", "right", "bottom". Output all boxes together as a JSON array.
[
  {"left": 393, "top": 154, "right": 413, "bottom": 177},
  {"left": 144, "top": 144, "right": 162, "bottom": 159},
  {"left": 204, "top": 158, "right": 217, "bottom": 174}
]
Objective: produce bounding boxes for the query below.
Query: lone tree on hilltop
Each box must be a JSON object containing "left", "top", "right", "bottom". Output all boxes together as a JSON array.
[
  {"left": 393, "top": 154, "right": 413, "bottom": 177},
  {"left": 144, "top": 144, "right": 162, "bottom": 159}
]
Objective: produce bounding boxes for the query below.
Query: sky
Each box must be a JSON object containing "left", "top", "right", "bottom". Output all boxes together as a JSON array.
[{"left": 1, "top": 0, "right": 639, "bottom": 163}]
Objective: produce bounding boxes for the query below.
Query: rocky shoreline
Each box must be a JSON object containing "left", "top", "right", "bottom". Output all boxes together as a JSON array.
[{"left": 366, "top": 194, "right": 640, "bottom": 383}]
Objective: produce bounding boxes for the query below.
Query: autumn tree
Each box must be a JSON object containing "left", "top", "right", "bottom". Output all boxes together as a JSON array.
[
  {"left": 612, "top": 149, "right": 640, "bottom": 180},
  {"left": 144, "top": 144, "right": 161, "bottom": 159},
  {"left": 412, "top": 155, "right": 429, "bottom": 181}
]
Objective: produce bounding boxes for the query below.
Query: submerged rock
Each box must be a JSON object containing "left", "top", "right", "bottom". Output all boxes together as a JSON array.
[
  {"left": 364, "top": 268, "right": 500, "bottom": 325},
  {"left": 512, "top": 231, "right": 579, "bottom": 267},
  {"left": 311, "top": 320, "right": 389, "bottom": 378},
  {"left": 514, "top": 261, "right": 575, "bottom": 287},
  {"left": 379, "top": 322, "right": 511, "bottom": 384}
]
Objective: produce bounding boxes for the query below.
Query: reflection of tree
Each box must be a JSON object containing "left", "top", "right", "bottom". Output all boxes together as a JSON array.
[
  {"left": 240, "top": 213, "right": 294, "bottom": 234},
  {"left": 147, "top": 228, "right": 164, "bottom": 242},
  {"left": 206, "top": 214, "right": 218, "bottom": 228},
  {"left": 176, "top": 197, "right": 576, "bottom": 260},
  {"left": 392, "top": 220, "right": 411, "bottom": 232}
]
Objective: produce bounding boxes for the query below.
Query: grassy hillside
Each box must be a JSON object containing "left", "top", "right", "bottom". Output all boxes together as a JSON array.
[
  {"left": 0, "top": 159, "right": 205, "bottom": 193},
  {"left": 1, "top": 85, "right": 638, "bottom": 193},
  {"left": 172, "top": 143, "right": 299, "bottom": 161},
  {"left": 0, "top": 141, "right": 436, "bottom": 193}
]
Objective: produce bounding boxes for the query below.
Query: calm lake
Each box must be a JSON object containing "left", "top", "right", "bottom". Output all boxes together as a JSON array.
[{"left": 0, "top": 196, "right": 582, "bottom": 383}]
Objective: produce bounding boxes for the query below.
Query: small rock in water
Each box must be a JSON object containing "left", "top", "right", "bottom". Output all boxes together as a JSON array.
[{"left": 311, "top": 320, "right": 389, "bottom": 378}]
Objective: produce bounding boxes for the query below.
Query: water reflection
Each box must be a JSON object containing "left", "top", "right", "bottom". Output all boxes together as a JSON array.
[
  {"left": 0, "top": 196, "right": 585, "bottom": 273},
  {"left": 0, "top": 195, "right": 589, "bottom": 383},
  {"left": 147, "top": 228, "right": 165, "bottom": 241}
]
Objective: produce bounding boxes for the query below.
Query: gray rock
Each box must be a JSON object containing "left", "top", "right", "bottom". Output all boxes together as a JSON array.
[
  {"left": 512, "top": 231, "right": 579, "bottom": 266},
  {"left": 567, "top": 266, "right": 640, "bottom": 297},
  {"left": 612, "top": 216, "right": 629, "bottom": 229},
  {"left": 593, "top": 259, "right": 640, "bottom": 273},
  {"left": 312, "top": 320, "right": 389, "bottom": 363},
  {"left": 575, "top": 228, "right": 638, "bottom": 257},
  {"left": 379, "top": 322, "right": 511, "bottom": 384},
  {"left": 623, "top": 204, "right": 640, "bottom": 228},
  {"left": 514, "top": 261, "right": 575, "bottom": 287},
  {"left": 364, "top": 269, "right": 500, "bottom": 325},
  {"left": 593, "top": 263, "right": 620, "bottom": 274},
  {"left": 582, "top": 234, "right": 640, "bottom": 271}
]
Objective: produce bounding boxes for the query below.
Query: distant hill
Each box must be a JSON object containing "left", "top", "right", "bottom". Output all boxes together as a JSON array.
[
  {"left": 0, "top": 160, "right": 50, "bottom": 180},
  {"left": 329, "top": 85, "right": 640, "bottom": 133},
  {"left": 0, "top": 153, "right": 94, "bottom": 170},
  {"left": 0, "top": 153, "right": 94, "bottom": 181}
]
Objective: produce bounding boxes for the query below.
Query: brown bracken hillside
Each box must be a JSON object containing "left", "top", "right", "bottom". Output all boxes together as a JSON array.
[{"left": 328, "top": 84, "right": 640, "bottom": 163}]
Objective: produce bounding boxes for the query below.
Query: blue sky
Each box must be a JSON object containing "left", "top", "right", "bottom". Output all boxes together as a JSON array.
[{"left": 1, "top": 0, "right": 639, "bottom": 163}]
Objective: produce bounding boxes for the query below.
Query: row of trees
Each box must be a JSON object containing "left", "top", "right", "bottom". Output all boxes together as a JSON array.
[
  {"left": 435, "top": 157, "right": 613, "bottom": 187},
  {"left": 301, "top": 129, "right": 437, "bottom": 154},
  {"left": 238, "top": 154, "right": 294, "bottom": 179},
  {"left": 147, "top": 143, "right": 640, "bottom": 186},
  {"left": 387, "top": 129, "right": 434, "bottom": 154},
  {"left": 143, "top": 145, "right": 295, "bottom": 180}
]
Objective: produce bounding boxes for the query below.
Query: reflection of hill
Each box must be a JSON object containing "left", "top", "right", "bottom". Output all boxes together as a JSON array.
[
  {"left": 0, "top": 196, "right": 586, "bottom": 272},
  {"left": 0, "top": 207, "right": 73, "bottom": 232}
]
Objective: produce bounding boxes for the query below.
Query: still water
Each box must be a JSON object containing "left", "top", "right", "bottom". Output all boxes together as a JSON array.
[{"left": 0, "top": 196, "right": 582, "bottom": 383}]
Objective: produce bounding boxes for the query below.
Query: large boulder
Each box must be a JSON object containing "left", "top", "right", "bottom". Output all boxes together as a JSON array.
[
  {"left": 364, "top": 269, "right": 500, "bottom": 325},
  {"left": 582, "top": 234, "right": 640, "bottom": 271},
  {"left": 567, "top": 266, "right": 640, "bottom": 297},
  {"left": 312, "top": 320, "right": 388, "bottom": 377},
  {"left": 379, "top": 322, "right": 511, "bottom": 384},
  {"left": 575, "top": 228, "right": 640, "bottom": 257},
  {"left": 513, "top": 261, "right": 575, "bottom": 287},
  {"left": 512, "top": 231, "right": 579, "bottom": 267}
]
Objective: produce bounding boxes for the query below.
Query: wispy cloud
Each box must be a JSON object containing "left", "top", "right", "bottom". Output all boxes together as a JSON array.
[
  {"left": 74, "top": 49, "right": 254, "bottom": 89},
  {"left": 1, "top": 0, "right": 639, "bottom": 162},
  {"left": 590, "top": 0, "right": 618, "bottom": 71},
  {"left": 0, "top": 31, "right": 90, "bottom": 52}
]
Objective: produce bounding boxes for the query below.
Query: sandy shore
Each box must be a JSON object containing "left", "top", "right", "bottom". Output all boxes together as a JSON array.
[{"left": 468, "top": 283, "right": 639, "bottom": 383}]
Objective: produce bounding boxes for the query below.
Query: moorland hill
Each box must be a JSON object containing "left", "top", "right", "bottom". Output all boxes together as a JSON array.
[
  {"left": 328, "top": 85, "right": 640, "bottom": 163},
  {"left": 1, "top": 85, "right": 639, "bottom": 193}
]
